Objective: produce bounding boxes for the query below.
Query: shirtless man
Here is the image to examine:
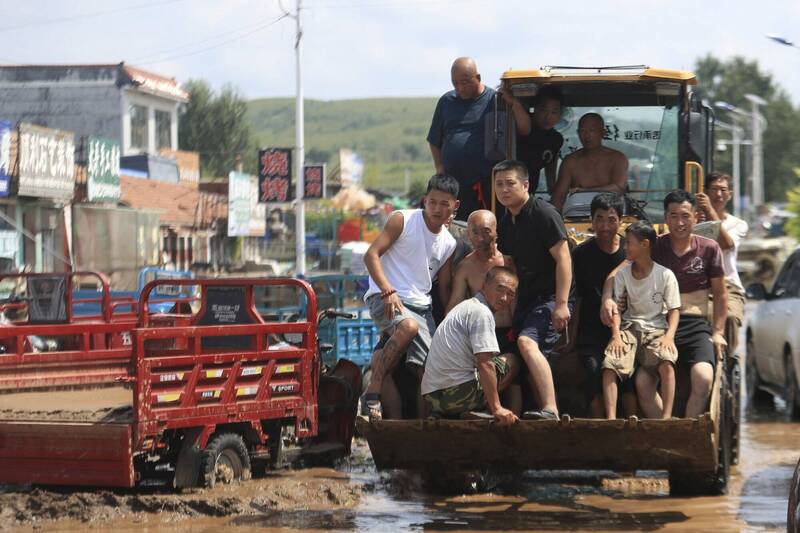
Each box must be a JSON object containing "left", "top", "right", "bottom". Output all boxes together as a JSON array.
[
  {"left": 551, "top": 113, "right": 628, "bottom": 211},
  {"left": 445, "top": 210, "right": 515, "bottom": 327}
]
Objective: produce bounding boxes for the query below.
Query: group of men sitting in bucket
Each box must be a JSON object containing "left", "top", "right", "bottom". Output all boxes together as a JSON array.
[{"left": 358, "top": 57, "right": 748, "bottom": 426}]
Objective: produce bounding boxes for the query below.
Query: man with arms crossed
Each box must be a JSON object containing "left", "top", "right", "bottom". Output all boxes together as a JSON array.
[
  {"left": 362, "top": 174, "right": 459, "bottom": 420},
  {"left": 604, "top": 190, "right": 727, "bottom": 418},
  {"left": 494, "top": 160, "right": 573, "bottom": 420},
  {"left": 422, "top": 267, "right": 521, "bottom": 425},
  {"left": 551, "top": 113, "right": 628, "bottom": 211}
]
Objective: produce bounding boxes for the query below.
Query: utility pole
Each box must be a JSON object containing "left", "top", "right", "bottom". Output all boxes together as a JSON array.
[
  {"left": 281, "top": 0, "right": 305, "bottom": 276},
  {"left": 745, "top": 93, "right": 767, "bottom": 208},
  {"left": 731, "top": 123, "right": 742, "bottom": 217}
]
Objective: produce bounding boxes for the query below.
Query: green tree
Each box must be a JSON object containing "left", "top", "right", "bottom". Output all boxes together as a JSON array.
[
  {"left": 179, "top": 80, "right": 253, "bottom": 178},
  {"left": 786, "top": 185, "right": 800, "bottom": 239},
  {"left": 694, "top": 54, "right": 800, "bottom": 201}
]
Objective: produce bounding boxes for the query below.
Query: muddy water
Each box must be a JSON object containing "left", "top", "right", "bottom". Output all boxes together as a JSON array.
[{"left": 4, "top": 410, "right": 796, "bottom": 532}]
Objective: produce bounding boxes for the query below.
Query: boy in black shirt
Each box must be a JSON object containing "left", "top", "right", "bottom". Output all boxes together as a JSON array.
[
  {"left": 516, "top": 86, "right": 564, "bottom": 193},
  {"left": 495, "top": 160, "right": 573, "bottom": 420},
  {"left": 571, "top": 193, "right": 636, "bottom": 417}
]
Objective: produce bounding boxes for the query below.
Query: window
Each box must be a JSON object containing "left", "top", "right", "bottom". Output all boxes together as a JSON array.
[
  {"left": 773, "top": 254, "right": 800, "bottom": 298},
  {"left": 130, "top": 104, "right": 148, "bottom": 151},
  {"left": 554, "top": 105, "right": 679, "bottom": 223},
  {"left": 156, "top": 110, "right": 172, "bottom": 150}
]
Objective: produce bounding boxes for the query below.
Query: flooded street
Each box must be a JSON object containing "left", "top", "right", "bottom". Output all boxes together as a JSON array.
[{"left": 3, "top": 409, "right": 797, "bottom": 532}]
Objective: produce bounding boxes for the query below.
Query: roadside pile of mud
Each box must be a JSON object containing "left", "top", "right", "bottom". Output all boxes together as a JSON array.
[{"left": 0, "top": 469, "right": 362, "bottom": 529}]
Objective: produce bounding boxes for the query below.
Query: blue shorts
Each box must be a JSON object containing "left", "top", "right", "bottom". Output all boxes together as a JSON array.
[{"left": 515, "top": 297, "right": 573, "bottom": 359}]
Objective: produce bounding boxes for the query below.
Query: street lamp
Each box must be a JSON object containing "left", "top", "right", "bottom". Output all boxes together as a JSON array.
[
  {"left": 745, "top": 93, "right": 767, "bottom": 208},
  {"left": 766, "top": 33, "right": 798, "bottom": 48},
  {"left": 714, "top": 102, "right": 746, "bottom": 216}
]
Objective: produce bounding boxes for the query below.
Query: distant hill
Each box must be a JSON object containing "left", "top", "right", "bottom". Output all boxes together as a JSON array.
[{"left": 246, "top": 97, "right": 438, "bottom": 192}]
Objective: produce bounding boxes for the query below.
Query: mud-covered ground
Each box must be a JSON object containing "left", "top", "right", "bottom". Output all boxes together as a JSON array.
[
  {"left": 0, "top": 464, "right": 363, "bottom": 531},
  {"left": 2, "top": 417, "right": 797, "bottom": 533}
]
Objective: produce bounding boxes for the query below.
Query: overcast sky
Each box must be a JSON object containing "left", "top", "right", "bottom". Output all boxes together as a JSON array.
[{"left": 2, "top": 0, "right": 800, "bottom": 103}]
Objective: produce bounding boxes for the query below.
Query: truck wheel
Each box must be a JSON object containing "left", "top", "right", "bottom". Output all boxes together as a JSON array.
[
  {"left": 670, "top": 372, "right": 731, "bottom": 496},
  {"left": 785, "top": 352, "right": 800, "bottom": 420},
  {"left": 201, "top": 433, "right": 252, "bottom": 488},
  {"left": 728, "top": 357, "right": 742, "bottom": 466},
  {"left": 266, "top": 425, "right": 286, "bottom": 470},
  {"left": 746, "top": 337, "right": 773, "bottom": 410}
]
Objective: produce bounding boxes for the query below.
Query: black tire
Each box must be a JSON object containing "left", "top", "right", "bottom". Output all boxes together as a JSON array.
[
  {"left": 785, "top": 351, "right": 800, "bottom": 420},
  {"left": 266, "top": 425, "right": 286, "bottom": 470},
  {"left": 670, "top": 371, "right": 731, "bottom": 496},
  {"left": 728, "top": 356, "right": 742, "bottom": 465},
  {"left": 746, "top": 336, "right": 774, "bottom": 410},
  {"left": 200, "top": 432, "right": 252, "bottom": 488}
]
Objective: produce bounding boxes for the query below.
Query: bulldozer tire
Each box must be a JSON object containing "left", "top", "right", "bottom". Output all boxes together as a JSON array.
[
  {"left": 201, "top": 432, "right": 252, "bottom": 488},
  {"left": 785, "top": 352, "right": 800, "bottom": 421},
  {"left": 670, "top": 372, "right": 731, "bottom": 496},
  {"left": 728, "top": 356, "right": 742, "bottom": 466}
]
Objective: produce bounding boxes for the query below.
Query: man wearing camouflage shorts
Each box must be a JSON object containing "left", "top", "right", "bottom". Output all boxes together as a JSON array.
[{"left": 421, "top": 266, "right": 521, "bottom": 425}]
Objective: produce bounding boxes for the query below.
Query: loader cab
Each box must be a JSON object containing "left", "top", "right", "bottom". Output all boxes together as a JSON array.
[{"left": 497, "top": 65, "right": 713, "bottom": 232}]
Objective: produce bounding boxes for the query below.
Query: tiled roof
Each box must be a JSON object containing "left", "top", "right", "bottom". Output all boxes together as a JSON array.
[
  {"left": 120, "top": 175, "right": 226, "bottom": 228},
  {"left": 0, "top": 62, "right": 188, "bottom": 101}
]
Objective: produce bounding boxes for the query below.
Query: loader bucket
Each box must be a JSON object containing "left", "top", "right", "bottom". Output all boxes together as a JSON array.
[{"left": 357, "top": 415, "right": 718, "bottom": 474}]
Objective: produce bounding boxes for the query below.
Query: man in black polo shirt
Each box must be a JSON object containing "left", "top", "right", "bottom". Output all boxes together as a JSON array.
[
  {"left": 494, "top": 159, "right": 573, "bottom": 420},
  {"left": 516, "top": 86, "right": 564, "bottom": 193}
]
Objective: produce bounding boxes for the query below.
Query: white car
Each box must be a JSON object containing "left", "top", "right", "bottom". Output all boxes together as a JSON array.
[{"left": 746, "top": 246, "right": 800, "bottom": 418}]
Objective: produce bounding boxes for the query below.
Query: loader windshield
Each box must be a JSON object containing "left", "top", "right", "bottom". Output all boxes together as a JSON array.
[
  {"left": 512, "top": 81, "right": 683, "bottom": 223},
  {"left": 556, "top": 104, "right": 679, "bottom": 222}
]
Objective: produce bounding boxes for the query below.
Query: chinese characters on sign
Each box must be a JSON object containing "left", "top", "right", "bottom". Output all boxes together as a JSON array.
[
  {"left": 85, "top": 136, "right": 121, "bottom": 202},
  {"left": 258, "top": 148, "right": 292, "bottom": 203},
  {"left": 624, "top": 130, "right": 661, "bottom": 141},
  {"left": 304, "top": 164, "right": 325, "bottom": 199},
  {"left": 18, "top": 123, "right": 76, "bottom": 199},
  {"left": 603, "top": 124, "right": 620, "bottom": 142},
  {"left": 228, "top": 171, "right": 267, "bottom": 237},
  {"left": 0, "top": 120, "right": 11, "bottom": 198}
]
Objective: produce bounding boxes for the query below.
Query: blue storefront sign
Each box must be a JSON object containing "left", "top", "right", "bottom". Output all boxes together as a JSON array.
[{"left": 0, "top": 120, "right": 11, "bottom": 198}]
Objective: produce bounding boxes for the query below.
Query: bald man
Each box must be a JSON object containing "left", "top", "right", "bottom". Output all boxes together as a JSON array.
[
  {"left": 445, "top": 210, "right": 515, "bottom": 328},
  {"left": 428, "top": 57, "right": 531, "bottom": 220},
  {"left": 551, "top": 113, "right": 628, "bottom": 211}
]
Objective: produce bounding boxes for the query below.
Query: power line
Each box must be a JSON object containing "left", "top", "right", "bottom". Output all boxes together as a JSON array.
[
  {"left": 129, "top": 14, "right": 286, "bottom": 64},
  {"left": 137, "top": 13, "right": 290, "bottom": 66},
  {"left": 306, "top": 0, "right": 480, "bottom": 8},
  {"left": 0, "top": 0, "right": 188, "bottom": 32}
]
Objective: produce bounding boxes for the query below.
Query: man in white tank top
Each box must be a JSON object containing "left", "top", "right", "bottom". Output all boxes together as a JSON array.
[{"left": 362, "top": 175, "right": 459, "bottom": 420}]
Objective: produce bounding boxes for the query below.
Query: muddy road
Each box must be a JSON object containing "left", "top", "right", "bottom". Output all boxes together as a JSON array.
[{"left": 2, "top": 407, "right": 797, "bottom": 532}]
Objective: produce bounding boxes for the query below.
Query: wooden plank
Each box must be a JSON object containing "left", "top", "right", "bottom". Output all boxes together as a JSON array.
[{"left": 358, "top": 416, "right": 717, "bottom": 473}]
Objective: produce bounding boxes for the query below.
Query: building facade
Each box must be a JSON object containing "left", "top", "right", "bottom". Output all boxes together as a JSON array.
[{"left": 0, "top": 63, "right": 187, "bottom": 156}]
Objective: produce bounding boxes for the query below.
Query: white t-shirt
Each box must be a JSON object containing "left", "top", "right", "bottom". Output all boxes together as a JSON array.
[
  {"left": 721, "top": 213, "right": 748, "bottom": 290},
  {"left": 364, "top": 209, "right": 457, "bottom": 307},
  {"left": 420, "top": 293, "right": 499, "bottom": 395},
  {"left": 614, "top": 262, "right": 681, "bottom": 332}
]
